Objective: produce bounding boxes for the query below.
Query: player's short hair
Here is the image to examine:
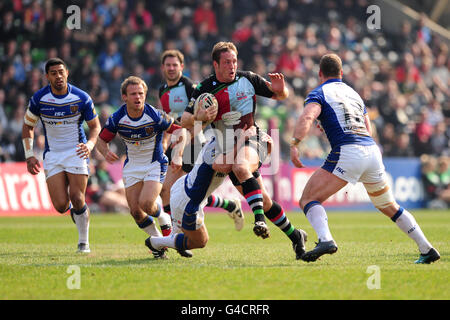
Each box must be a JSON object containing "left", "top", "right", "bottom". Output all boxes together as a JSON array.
[
  {"left": 161, "top": 49, "right": 184, "bottom": 65},
  {"left": 319, "top": 53, "right": 342, "bottom": 78},
  {"left": 121, "top": 76, "right": 148, "bottom": 95},
  {"left": 45, "top": 58, "right": 67, "bottom": 74},
  {"left": 211, "top": 42, "right": 238, "bottom": 64}
]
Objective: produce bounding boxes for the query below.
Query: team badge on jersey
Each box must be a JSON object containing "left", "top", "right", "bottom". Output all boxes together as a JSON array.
[
  {"left": 145, "top": 126, "right": 154, "bottom": 135},
  {"left": 70, "top": 105, "right": 78, "bottom": 113}
]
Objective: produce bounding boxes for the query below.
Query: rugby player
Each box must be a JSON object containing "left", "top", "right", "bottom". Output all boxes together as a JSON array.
[
  {"left": 159, "top": 49, "right": 244, "bottom": 231},
  {"left": 290, "top": 53, "right": 440, "bottom": 264},
  {"left": 22, "top": 58, "right": 101, "bottom": 253},
  {"left": 96, "top": 76, "right": 186, "bottom": 258},
  {"left": 181, "top": 42, "right": 307, "bottom": 259}
]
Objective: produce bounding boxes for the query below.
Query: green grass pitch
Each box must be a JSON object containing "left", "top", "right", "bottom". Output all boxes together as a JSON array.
[{"left": 0, "top": 210, "right": 448, "bottom": 300}]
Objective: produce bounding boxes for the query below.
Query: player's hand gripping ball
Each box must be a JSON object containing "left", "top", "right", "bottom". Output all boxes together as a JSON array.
[{"left": 194, "top": 92, "right": 218, "bottom": 125}]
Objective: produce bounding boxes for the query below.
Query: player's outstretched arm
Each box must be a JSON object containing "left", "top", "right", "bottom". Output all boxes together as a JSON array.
[
  {"left": 267, "top": 73, "right": 289, "bottom": 100},
  {"left": 96, "top": 132, "right": 119, "bottom": 164},
  {"left": 290, "top": 102, "right": 321, "bottom": 168}
]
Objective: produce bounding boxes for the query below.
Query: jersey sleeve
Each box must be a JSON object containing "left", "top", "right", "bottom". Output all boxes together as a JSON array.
[
  {"left": 184, "top": 77, "right": 196, "bottom": 100},
  {"left": 155, "top": 109, "right": 175, "bottom": 131},
  {"left": 28, "top": 95, "right": 40, "bottom": 116},
  {"left": 304, "top": 88, "right": 325, "bottom": 107},
  {"left": 99, "top": 115, "right": 117, "bottom": 142},
  {"left": 185, "top": 84, "right": 203, "bottom": 114},
  {"left": 82, "top": 96, "right": 98, "bottom": 121},
  {"left": 243, "top": 71, "right": 274, "bottom": 98}
]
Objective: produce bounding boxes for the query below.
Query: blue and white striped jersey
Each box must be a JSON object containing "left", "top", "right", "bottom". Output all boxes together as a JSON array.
[
  {"left": 102, "top": 103, "right": 174, "bottom": 166},
  {"left": 28, "top": 84, "right": 97, "bottom": 155},
  {"left": 304, "top": 78, "right": 375, "bottom": 149}
]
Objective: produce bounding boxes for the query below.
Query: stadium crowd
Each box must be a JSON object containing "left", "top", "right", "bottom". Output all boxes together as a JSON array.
[{"left": 0, "top": 0, "right": 449, "bottom": 210}]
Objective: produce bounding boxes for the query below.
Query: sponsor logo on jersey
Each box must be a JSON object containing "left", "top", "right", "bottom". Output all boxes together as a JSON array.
[
  {"left": 236, "top": 91, "right": 247, "bottom": 101},
  {"left": 70, "top": 105, "right": 78, "bottom": 113}
]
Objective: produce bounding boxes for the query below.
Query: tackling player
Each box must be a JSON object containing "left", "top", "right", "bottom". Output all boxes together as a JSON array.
[
  {"left": 145, "top": 126, "right": 305, "bottom": 257},
  {"left": 159, "top": 49, "right": 244, "bottom": 231},
  {"left": 22, "top": 58, "right": 101, "bottom": 253},
  {"left": 96, "top": 76, "right": 186, "bottom": 258},
  {"left": 181, "top": 42, "right": 307, "bottom": 259},
  {"left": 290, "top": 53, "right": 440, "bottom": 264}
]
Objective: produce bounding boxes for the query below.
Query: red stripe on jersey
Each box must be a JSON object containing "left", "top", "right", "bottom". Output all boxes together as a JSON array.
[
  {"left": 160, "top": 92, "right": 171, "bottom": 114},
  {"left": 214, "top": 88, "right": 231, "bottom": 121},
  {"left": 99, "top": 128, "right": 116, "bottom": 143}
]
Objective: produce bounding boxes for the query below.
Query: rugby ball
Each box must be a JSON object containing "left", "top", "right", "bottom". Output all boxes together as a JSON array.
[{"left": 194, "top": 92, "right": 218, "bottom": 124}]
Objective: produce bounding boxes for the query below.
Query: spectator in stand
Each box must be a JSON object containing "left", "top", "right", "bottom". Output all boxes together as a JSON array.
[
  {"left": 86, "top": 160, "right": 128, "bottom": 213},
  {"left": 107, "top": 66, "right": 124, "bottom": 107},
  {"left": 391, "top": 132, "right": 415, "bottom": 157},
  {"left": 193, "top": 0, "right": 218, "bottom": 36},
  {"left": 413, "top": 108, "right": 434, "bottom": 156},
  {"left": 86, "top": 72, "right": 109, "bottom": 106},
  {"left": 420, "top": 155, "right": 442, "bottom": 208},
  {"left": 97, "top": 41, "right": 123, "bottom": 74},
  {"left": 430, "top": 121, "right": 449, "bottom": 156},
  {"left": 129, "top": 1, "right": 153, "bottom": 33}
]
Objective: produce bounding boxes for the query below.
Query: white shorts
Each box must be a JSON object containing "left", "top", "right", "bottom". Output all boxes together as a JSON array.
[
  {"left": 43, "top": 148, "right": 89, "bottom": 180},
  {"left": 322, "top": 144, "right": 387, "bottom": 184},
  {"left": 122, "top": 160, "right": 168, "bottom": 189},
  {"left": 170, "top": 177, "right": 206, "bottom": 231}
]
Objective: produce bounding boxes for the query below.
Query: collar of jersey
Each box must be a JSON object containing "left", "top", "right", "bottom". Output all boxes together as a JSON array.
[
  {"left": 49, "top": 83, "right": 71, "bottom": 99},
  {"left": 125, "top": 103, "right": 147, "bottom": 121},
  {"left": 323, "top": 78, "right": 342, "bottom": 84}
]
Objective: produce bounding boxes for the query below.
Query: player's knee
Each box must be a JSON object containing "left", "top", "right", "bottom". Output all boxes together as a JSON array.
[
  {"left": 54, "top": 202, "right": 70, "bottom": 214},
  {"left": 232, "top": 162, "right": 250, "bottom": 180},
  {"left": 364, "top": 181, "right": 397, "bottom": 212},
  {"left": 69, "top": 191, "right": 85, "bottom": 208},
  {"left": 212, "top": 162, "right": 232, "bottom": 173}
]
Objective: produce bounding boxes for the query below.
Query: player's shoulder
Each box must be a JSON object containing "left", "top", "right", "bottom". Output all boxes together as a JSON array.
[
  {"left": 180, "top": 75, "right": 195, "bottom": 87},
  {"left": 195, "top": 74, "right": 216, "bottom": 92},
  {"left": 31, "top": 85, "right": 51, "bottom": 102},
  {"left": 69, "top": 83, "right": 92, "bottom": 101}
]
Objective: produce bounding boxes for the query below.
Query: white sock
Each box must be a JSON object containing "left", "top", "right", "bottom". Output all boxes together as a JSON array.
[
  {"left": 72, "top": 205, "right": 89, "bottom": 245},
  {"left": 142, "top": 223, "right": 162, "bottom": 237},
  {"left": 305, "top": 203, "right": 333, "bottom": 242},
  {"left": 393, "top": 208, "right": 432, "bottom": 254},
  {"left": 150, "top": 233, "right": 178, "bottom": 250},
  {"left": 157, "top": 211, "right": 172, "bottom": 227}
]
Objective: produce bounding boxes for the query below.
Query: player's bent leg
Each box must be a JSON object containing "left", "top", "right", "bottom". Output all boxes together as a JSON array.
[
  {"left": 139, "top": 180, "right": 172, "bottom": 236},
  {"left": 46, "top": 172, "right": 71, "bottom": 213},
  {"left": 67, "top": 173, "right": 90, "bottom": 253},
  {"left": 299, "top": 169, "right": 346, "bottom": 262},
  {"left": 183, "top": 225, "right": 209, "bottom": 249},
  {"left": 206, "top": 194, "right": 244, "bottom": 231},
  {"left": 160, "top": 166, "right": 186, "bottom": 211},
  {"left": 364, "top": 181, "right": 439, "bottom": 263}
]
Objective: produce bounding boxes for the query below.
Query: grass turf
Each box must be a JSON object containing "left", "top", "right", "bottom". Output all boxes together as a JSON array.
[{"left": 0, "top": 210, "right": 448, "bottom": 300}]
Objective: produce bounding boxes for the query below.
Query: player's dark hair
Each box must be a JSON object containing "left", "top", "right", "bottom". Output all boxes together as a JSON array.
[
  {"left": 211, "top": 42, "right": 238, "bottom": 64},
  {"left": 161, "top": 50, "right": 184, "bottom": 65},
  {"left": 45, "top": 58, "right": 67, "bottom": 74},
  {"left": 319, "top": 53, "right": 342, "bottom": 78}
]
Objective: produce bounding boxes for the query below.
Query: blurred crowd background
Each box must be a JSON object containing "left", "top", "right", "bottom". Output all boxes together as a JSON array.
[{"left": 0, "top": 0, "right": 449, "bottom": 210}]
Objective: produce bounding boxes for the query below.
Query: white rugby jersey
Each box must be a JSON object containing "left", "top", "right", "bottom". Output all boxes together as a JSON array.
[
  {"left": 101, "top": 103, "right": 174, "bottom": 166},
  {"left": 183, "top": 137, "right": 228, "bottom": 209},
  {"left": 304, "top": 78, "right": 375, "bottom": 149},
  {"left": 28, "top": 84, "right": 97, "bottom": 156}
]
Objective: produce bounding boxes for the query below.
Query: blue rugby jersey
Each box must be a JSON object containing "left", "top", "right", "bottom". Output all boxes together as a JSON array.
[
  {"left": 102, "top": 103, "right": 174, "bottom": 166},
  {"left": 304, "top": 78, "right": 375, "bottom": 149},
  {"left": 28, "top": 84, "right": 97, "bottom": 156}
]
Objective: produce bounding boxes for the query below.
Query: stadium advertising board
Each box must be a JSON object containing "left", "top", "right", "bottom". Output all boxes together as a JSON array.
[{"left": 0, "top": 162, "right": 57, "bottom": 216}]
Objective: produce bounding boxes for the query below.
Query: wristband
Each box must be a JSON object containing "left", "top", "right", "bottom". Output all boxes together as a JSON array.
[
  {"left": 290, "top": 137, "right": 301, "bottom": 147},
  {"left": 22, "top": 138, "right": 34, "bottom": 159},
  {"left": 85, "top": 140, "right": 95, "bottom": 151}
]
